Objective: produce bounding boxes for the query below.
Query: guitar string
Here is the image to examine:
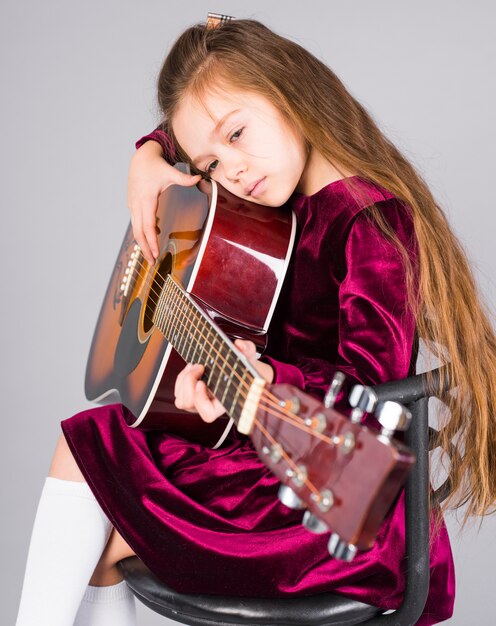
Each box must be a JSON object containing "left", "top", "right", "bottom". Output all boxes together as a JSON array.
[
  {"left": 129, "top": 254, "right": 343, "bottom": 447},
  {"left": 151, "top": 274, "right": 339, "bottom": 504},
  {"left": 128, "top": 255, "right": 274, "bottom": 401},
  {"left": 130, "top": 254, "right": 343, "bottom": 454},
  {"left": 126, "top": 254, "right": 343, "bottom": 447},
  {"left": 129, "top": 255, "right": 307, "bottom": 416},
  {"left": 167, "top": 281, "right": 352, "bottom": 509},
  {"left": 120, "top": 254, "right": 345, "bottom": 500},
  {"left": 253, "top": 418, "right": 322, "bottom": 500},
  {"left": 160, "top": 274, "right": 347, "bottom": 448}
]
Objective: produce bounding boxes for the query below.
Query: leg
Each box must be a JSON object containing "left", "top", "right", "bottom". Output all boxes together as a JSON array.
[
  {"left": 74, "top": 529, "right": 138, "bottom": 626},
  {"left": 16, "top": 432, "right": 136, "bottom": 625},
  {"left": 90, "top": 527, "right": 136, "bottom": 585},
  {"left": 48, "top": 432, "right": 87, "bottom": 481},
  {"left": 49, "top": 433, "right": 136, "bottom": 581}
]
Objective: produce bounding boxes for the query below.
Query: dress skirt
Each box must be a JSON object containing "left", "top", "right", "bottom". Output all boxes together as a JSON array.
[
  {"left": 63, "top": 177, "right": 455, "bottom": 624},
  {"left": 61, "top": 403, "right": 454, "bottom": 625}
]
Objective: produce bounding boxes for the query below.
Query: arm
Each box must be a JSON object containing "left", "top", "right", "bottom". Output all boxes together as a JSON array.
[
  {"left": 261, "top": 205, "right": 418, "bottom": 406},
  {"left": 129, "top": 126, "right": 201, "bottom": 262},
  {"left": 171, "top": 202, "right": 416, "bottom": 425},
  {"left": 135, "top": 125, "right": 177, "bottom": 165}
]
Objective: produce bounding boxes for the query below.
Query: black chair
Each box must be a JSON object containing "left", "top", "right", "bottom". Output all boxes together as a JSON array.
[{"left": 119, "top": 367, "right": 452, "bottom": 626}]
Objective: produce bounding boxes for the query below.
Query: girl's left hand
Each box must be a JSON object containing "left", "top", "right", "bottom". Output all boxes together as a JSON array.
[{"left": 174, "top": 339, "right": 274, "bottom": 423}]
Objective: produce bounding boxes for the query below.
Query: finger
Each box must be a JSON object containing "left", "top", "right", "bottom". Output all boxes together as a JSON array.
[
  {"left": 130, "top": 210, "right": 156, "bottom": 264},
  {"left": 173, "top": 363, "right": 193, "bottom": 400},
  {"left": 197, "top": 178, "right": 210, "bottom": 194},
  {"left": 174, "top": 364, "right": 204, "bottom": 411},
  {"left": 234, "top": 339, "right": 257, "bottom": 361},
  {"left": 194, "top": 380, "right": 226, "bottom": 423},
  {"left": 170, "top": 171, "right": 202, "bottom": 187},
  {"left": 142, "top": 209, "right": 160, "bottom": 261},
  {"left": 234, "top": 339, "right": 274, "bottom": 383}
]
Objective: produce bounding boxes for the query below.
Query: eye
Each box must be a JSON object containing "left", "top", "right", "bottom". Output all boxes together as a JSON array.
[
  {"left": 204, "top": 128, "right": 244, "bottom": 174},
  {"left": 229, "top": 127, "right": 244, "bottom": 142},
  {"left": 205, "top": 159, "right": 219, "bottom": 174}
]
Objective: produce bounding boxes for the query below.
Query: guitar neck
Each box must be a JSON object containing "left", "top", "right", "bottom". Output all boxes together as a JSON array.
[{"left": 153, "top": 275, "right": 261, "bottom": 428}]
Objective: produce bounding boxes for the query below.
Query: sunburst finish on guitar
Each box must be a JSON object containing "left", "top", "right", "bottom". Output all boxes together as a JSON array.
[
  {"left": 85, "top": 167, "right": 296, "bottom": 447},
  {"left": 85, "top": 165, "right": 416, "bottom": 555}
]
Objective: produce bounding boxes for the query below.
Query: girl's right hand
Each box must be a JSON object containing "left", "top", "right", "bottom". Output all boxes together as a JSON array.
[{"left": 128, "top": 140, "right": 202, "bottom": 264}]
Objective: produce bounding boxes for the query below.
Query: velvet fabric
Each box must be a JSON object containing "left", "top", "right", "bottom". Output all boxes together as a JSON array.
[
  {"left": 62, "top": 171, "right": 455, "bottom": 625},
  {"left": 135, "top": 127, "right": 176, "bottom": 163}
]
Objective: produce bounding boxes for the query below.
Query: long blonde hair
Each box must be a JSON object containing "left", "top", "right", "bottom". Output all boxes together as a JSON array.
[{"left": 157, "top": 19, "right": 496, "bottom": 519}]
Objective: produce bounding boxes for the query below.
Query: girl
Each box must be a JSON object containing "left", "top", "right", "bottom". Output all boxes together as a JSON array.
[{"left": 16, "top": 17, "right": 496, "bottom": 626}]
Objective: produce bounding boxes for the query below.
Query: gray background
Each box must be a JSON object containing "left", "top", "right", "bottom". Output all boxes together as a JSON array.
[{"left": 1, "top": 0, "right": 494, "bottom": 623}]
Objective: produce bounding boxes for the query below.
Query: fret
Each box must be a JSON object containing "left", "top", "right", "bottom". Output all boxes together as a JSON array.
[
  {"left": 152, "top": 275, "right": 261, "bottom": 426},
  {"left": 189, "top": 311, "right": 201, "bottom": 363},
  {"left": 207, "top": 333, "right": 221, "bottom": 389},
  {"left": 230, "top": 363, "right": 253, "bottom": 420},
  {"left": 165, "top": 281, "right": 175, "bottom": 340},
  {"left": 169, "top": 290, "right": 181, "bottom": 351},
  {"left": 199, "top": 319, "right": 213, "bottom": 367},
  {"left": 169, "top": 282, "right": 187, "bottom": 352},
  {"left": 160, "top": 279, "right": 174, "bottom": 340},
  {"left": 187, "top": 308, "right": 203, "bottom": 364},
  {"left": 183, "top": 294, "right": 196, "bottom": 357},
  {"left": 183, "top": 303, "right": 196, "bottom": 363},
  {"left": 177, "top": 297, "right": 189, "bottom": 357},
  {"left": 159, "top": 281, "right": 171, "bottom": 336},
  {"left": 220, "top": 349, "right": 240, "bottom": 407},
  {"left": 172, "top": 328, "right": 179, "bottom": 349},
  {"left": 193, "top": 317, "right": 207, "bottom": 365},
  {"left": 152, "top": 277, "right": 161, "bottom": 326},
  {"left": 170, "top": 280, "right": 188, "bottom": 350},
  {"left": 171, "top": 295, "right": 182, "bottom": 351},
  {"left": 159, "top": 276, "right": 172, "bottom": 339},
  {"left": 220, "top": 367, "right": 233, "bottom": 406},
  {"left": 204, "top": 327, "right": 217, "bottom": 383},
  {"left": 212, "top": 341, "right": 228, "bottom": 397}
]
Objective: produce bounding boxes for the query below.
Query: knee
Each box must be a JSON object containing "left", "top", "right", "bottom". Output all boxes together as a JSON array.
[
  {"left": 48, "top": 433, "right": 85, "bottom": 482},
  {"left": 89, "top": 528, "right": 136, "bottom": 586}
]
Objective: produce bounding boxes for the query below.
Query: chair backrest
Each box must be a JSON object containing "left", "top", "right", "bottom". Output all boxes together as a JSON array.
[
  {"left": 118, "top": 367, "right": 455, "bottom": 626},
  {"left": 365, "top": 366, "right": 453, "bottom": 625}
]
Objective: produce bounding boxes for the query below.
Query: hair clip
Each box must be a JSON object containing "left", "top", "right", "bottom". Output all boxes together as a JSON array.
[{"left": 206, "top": 12, "right": 235, "bottom": 29}]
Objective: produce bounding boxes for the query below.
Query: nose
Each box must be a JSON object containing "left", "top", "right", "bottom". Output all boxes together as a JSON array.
[{"left": 223, "top": 154, "right": 247, "bottom": 182}]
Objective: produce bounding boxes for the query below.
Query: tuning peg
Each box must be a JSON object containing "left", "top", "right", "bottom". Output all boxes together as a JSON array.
[
  {"left": 302, "top": 511, "right": 329, "bottom": 534},
  {"left": 278, "top": 485, "right": 306, "bottom": 510},
  {"left": 324, "top": 371, "right": 346, "bottom": 408},
  {"left": 375, "top": 401, "right": 412, "bottom": 438},
  {"left": 348, "top": 385, "right": 378, "bottom": 423},
  {"left": 328, "top": 532, "right": 357, "bottom": 562}
]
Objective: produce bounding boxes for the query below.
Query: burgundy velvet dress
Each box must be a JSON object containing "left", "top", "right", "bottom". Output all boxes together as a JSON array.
[{"left": 61, "top": 131, "right": 455, "bottom": 625}]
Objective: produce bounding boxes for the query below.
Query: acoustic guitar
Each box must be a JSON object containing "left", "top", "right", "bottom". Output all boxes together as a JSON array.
[{"left": 85, "top": 167, "right": 415, "bottom": 557}]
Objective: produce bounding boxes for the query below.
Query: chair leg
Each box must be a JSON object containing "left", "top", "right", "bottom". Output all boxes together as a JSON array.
[{"left": 365, "top": 396, "right": 430, "bottom": 625}]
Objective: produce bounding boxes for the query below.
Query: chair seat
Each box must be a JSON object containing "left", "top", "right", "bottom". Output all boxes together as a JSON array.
[{"left": 118, "top": 557, "right": 383, "bottom": 626}]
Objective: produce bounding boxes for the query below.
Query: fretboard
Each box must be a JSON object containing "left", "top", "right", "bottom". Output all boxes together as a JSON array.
[{"left": 152, "top": 275, "right": 259, "bottom": 425}]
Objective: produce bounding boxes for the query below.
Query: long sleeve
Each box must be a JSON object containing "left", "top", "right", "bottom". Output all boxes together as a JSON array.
[
  {"left": 261, "top": 201, "right": 418, "bottom": 405},
  {"left": 135, "top": 125, "right": 177, "bottom": 165}
]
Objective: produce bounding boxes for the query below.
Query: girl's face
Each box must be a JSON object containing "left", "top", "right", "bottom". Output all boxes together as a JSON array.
[{"left": 172, "top": 87, "right": 309, "bottom": 207}]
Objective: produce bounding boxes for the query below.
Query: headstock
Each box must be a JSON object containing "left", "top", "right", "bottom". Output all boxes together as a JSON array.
[{"left": 249, "top": 373, "right": 415, "bottom": 560}]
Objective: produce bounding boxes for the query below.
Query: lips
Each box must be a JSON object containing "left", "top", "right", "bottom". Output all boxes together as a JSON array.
[{"left": 245, "top": 177, "right": 266, "bottom": 197}]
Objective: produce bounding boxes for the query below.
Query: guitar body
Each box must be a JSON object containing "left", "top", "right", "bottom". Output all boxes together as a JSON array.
[
  {"left": 85, "top": 167, "right": 416, "bottom": 551},
  {"left": 85, "top": 172, "right": 296, "bottom": 447}
]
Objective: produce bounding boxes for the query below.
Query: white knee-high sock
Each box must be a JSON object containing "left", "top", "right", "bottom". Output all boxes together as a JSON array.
[
  {"left": 16, "top": 477, "right": 112, "bottom": 626},
  {"left": 73, "top": 581, "right": 136, "bottom": 626}
]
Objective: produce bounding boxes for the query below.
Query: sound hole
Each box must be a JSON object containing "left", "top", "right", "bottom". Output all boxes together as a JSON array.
[{"left": 143, "top": 252, "right": 173, "bottom": 334}]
